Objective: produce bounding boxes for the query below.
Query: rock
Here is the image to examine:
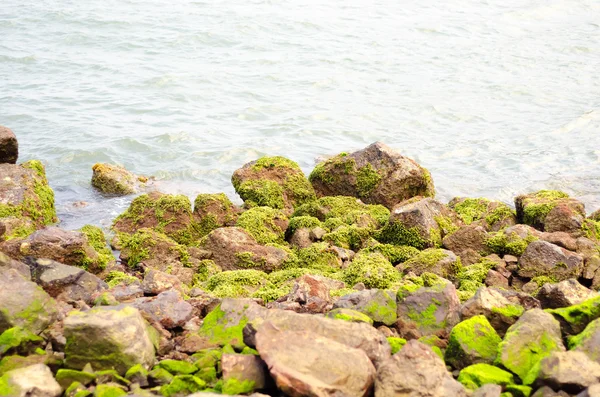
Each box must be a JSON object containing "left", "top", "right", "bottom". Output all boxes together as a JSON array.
[
  {"left": 547, "top": 295, "right": 600, "bottom": 335},
  {"left": 0, "top": 125, "right": 18, "bottom": 164},
  {"left": 443, "top": 224, "right": 489, "bottom": 256},
  {"left": 444, "top": 315, "right": 502, "bottom": 370},
  {"left": 375, "top": 340, "right": 467, "bottom": 397},
  {"left": 64, "top": 305, "right": 155, "bottom": 374},
  {"left": 0, "top": 251, "right": 30, "bottom": 279},
  {"left": 516, "top": 190, "right": 585, "bottom": 233},
  {"left": 286, "top": 274, "right": 336, "bottom": 314},
  {"left": 142, "top": 269, "right": 183, "bottom": 295},
  {"left": 397, "top": 248, "right": 462, "bottom": 281},
  {"left": 497, "top": 309, "right": 565, "bottom": 385},
  {"left": 579, "top": 384, "right": 600, "bottom": 397},
  {"left": 326, "top": 308, "right": 374, "bottom": 325},
  {"left": 485, "top": 269, "right": 509, "bottom": 289},
  {"left": 333, "top": 289, "right": 397, "bottom": 326},
  {"left": 473, "top": 384, "right": 502, "bottom": 397},
  {"left": 457, "top": 363, "right": 515, "bottom": 391},
  {"left": 256, "top": 322, "right": 375, "bottom": 397},
  {"left": 236, "top": 206, "right": 289, "bottom": 246},
  {"left": 449, "top": 197, "right": 516, "bottom": 232},
  {"left": 201, "top": 227, "right": 289, "bottom": 272},
  {"left": 537, "top": 279, "right": 598, "bottom": 309},
  {"left": 518, "top": 240, "right": 584, "bottom": 281},
  {"left": 309, "top": 142, "right": 434, "bottom": 209},
  {"left": 192, "top": 193, "right": 240, "bottom": 237},
  {"left": 132, "top": 290, "right": 193, "bottom": 329},
  {"left": 0, "top": 269, "right": 59, "bottom": 334},
  {"left": 570, "top": 317, "right": 600, "bottom": 364},
  {"left": 91, "top": 163, "right": 143, "bottom": 195},
  {"left": 27, "top": 258, "right": 108, "bottom": 304},
  {"left": 378, "top": 197, "right": 458, "bottom": 249},
  {"left": 288, "top": 228, "right": 312, "bottom": 249},
  {"left": 533, "top": 386, "right": 571, "bottom": 397},
  {"left": 0, "top": 161, "right": 56, "bottom": 228},
  {"left": 537, "top": 351, "right": 600, "bottom": 393},
  {"left": 0, "top": 364, "right": 61, "bottom": 397},
  {"left": 542, "top": 231, "right": 579, "bottom": 251},
  {"left": 396, "top": 275, "right": 460, "bottom": 338},
  {"left": 221, "top": 353, "right": 268, "bottom": 390},
  {"left": 232, "top": 156, "right": 316, "bottom": 213},
  {"left": 0, "top": 216, "right": 35, "bottom": 241}
]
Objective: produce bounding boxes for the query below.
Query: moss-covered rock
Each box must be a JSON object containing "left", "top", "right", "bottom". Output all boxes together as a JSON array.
[
  {"left": 55, "top": 369, "right": 96, "bottom": 389},
  {"left": 515, "top": 190, "right": 585, "bottom": 233},
  {"left": 449, "top": 197, "right": 516, "bottom": 231},
  {"left": 457, "top": 363, "right": 515, "bottom": 391},
  {"left": 456, "top": 259, "right": 497, "bottom": 302},
  {"left": 322, "top": 224, "right": 373, "bottom": 251},
  {"left": 203, "top": 269, "right": 268, "bottom": 299},
  {"left": 293, "top": 195, "right": 390, "bottom": 229},
  {"left": 326, "top": 308, "right": 374, "bottom": 325},
  {"left": 235, "top": 206, "right": 288, "bottom": 245},
  {"left": 308, "top": 142, "right": 434, "bottom": 209},
  {"left": 485, "top": 229, "right": 538, "bottom": 257},
  {"left": 0, "top": 326, "right": 43, "bottom": 356},
  {"left": 80, "top": 225, "right": 116, "bottom": 272},
  {"left": 232, "top": 156, "right": 316, "bottom": 213},
  {"left": 332, "top": 289, "right": 397, "bottom": 325},
  {"left": 341, "top": 252, "right": 400, "bottom": 289},
  {"left": 360, "top": 242, "right": 419, "bottom": 264},
  {"left": 518, "top": 240, "right": 583, "bottom": 282},
  {"left": 445, "top": 315, "right": 501, "bottom": 369},
  {"left": 547, "top": 295, "right": 600, "bottom": 335},
  {"left": 398, "top": 248, "right": 462, "bottom": 281},
  {"left": 91, "top": 163, "right": 143, "bottom": 196},
  {"left": 0, "top": 216, "right": 36, "bottom": 241},
  {"left": 387, "top": 337, "right": 407, "bottom": 354},
  {"left": 157, "top": 359, "right": 197, "bottom": 375},
  {"left": 192, "top": 193, "right": 240, "bottom": 238},
  {"left": 160, "top": 374, "right": 207, "bottom": 396},
  {"left": 286, "top": 215, "right": 322, "bottom": 238},
  {"left": 568, "top": 317, "right": 600, "bottom": 363},
  {"left": 94, "top": 384, "right": 127, "bottom": 397}
]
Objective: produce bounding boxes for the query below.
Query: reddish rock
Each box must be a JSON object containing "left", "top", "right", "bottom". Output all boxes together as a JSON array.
[{"left": 0, "top": 125, "right": 18, "bottom": 164}]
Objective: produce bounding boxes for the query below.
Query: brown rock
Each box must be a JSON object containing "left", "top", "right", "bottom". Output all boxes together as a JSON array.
[
  {"left": 518, "top": 240, "right": 584, "bottom": 281},
  {"left": 443, "top": 224, "right": 489, "bottom": 255},
  {"left": 537, "top": 351, "right": 600, "bottom": 393},
  {"left": 288, "top": 228, "right": 312, "bottom": 249},
  {"left": 0, "top": 251, "right": 30, "bottom": 279},
  {"left": 0, "top": 125, "right": 18, "bottom": 164},
  {"left": 142, "top": 269, "right": 183, "bottom": 295},
  {"left": 222, "top": 353, "right": 268, "bottom": 390},
  {"left": 537, "top": 279, "right": 598, "bottom": 309},
  {"left": 91, "top": 163, "right": 141, "bottom": 195},
  {"left": 192, "top": 193, "right": 240, "bottom": 233},
  {"left": 542, "top": 231, "right": 579, "bottom": 251},
  {"left": 515, "top": 191, "right": 585, "bottom": 233},
  {"left": 132, "top": 290, "right": 193, "bottom": 329},
  {"left": 485, "top": 269, "right": 509, "bottom": 289}
]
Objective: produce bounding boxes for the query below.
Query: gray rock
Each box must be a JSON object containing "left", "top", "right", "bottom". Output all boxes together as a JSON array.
[
  {"left": 537, "top": 279, "right": 598, "bottom": 309},
  {"left": 0, "top": 125, "right": 18, "bottom": 164},
  {"left": 0, "top": 251, "right": 30, "bottom": 279},
  {"left": 537, "top": 351, "right": 600, "bottom": 393},
  {"left": 333, "top": 289, "right": 397, "bottom": 326},
  {"left": 1, "top": 364, "right": 61, "bottom": 397},
  {"left": 518, "top": 240, "right": 583, "bottom": 281},
  {"left": 473, "top": 384, "right": 502, "bottom": 397},
  {"left": 142, "top": 269, "right": 182, "bottom": 295},
  {"left": 132, "top": 289, "right": 193, "bottom": 329},
  {"left": 221, "top": 353, "right": 268, "bottom": 390}
]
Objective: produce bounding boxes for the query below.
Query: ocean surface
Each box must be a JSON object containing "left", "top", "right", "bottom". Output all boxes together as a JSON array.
[{"left": 1, "top": 0, "right": 599, "bottom": 231}]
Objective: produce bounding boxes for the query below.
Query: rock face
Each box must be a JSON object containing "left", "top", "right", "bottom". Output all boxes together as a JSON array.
[
  {"left": 0, "top": 160, "right": 57, "bottom": 228},
  {"left": 375, "top": 340, "right": 468, "bottom": 397},
  {"left": 333, "top": 289, "right": 397, "bottom": 326},
  {"left": 91, "top": 163, "right": 143, "bottom": 195},
  {"left": 537, "top": 279, "right": 598, "bottom": 309},
  {"left": 497, "top": 309, "right": 565, "bottom": 385},
  {"left": 255, "top": 322, "right": 376, "bottom": 397},
  {"left": 518, "top": 241, "right": 583, "bottom": 281},
  {"left": 201, "top": 227, "right": 289, "bottom": 272},
  {"left": 0, "top": 269, "right": 59, "bottom": 334},
  {"left": 64, "top": 305, "right": 155, "bottom": 374},
  {"left": 0, "top": 125, "right": 18, "bottom": 164},
  {"left": 231, "top": 156, "right": 316, "bottom": 213},
  {"left": 537, "top": 351, "right": 600, "bottom": 393},
  {"left": 515, "top": 190, "right": 585, "bottom": 233},
  {"left": 0, "top": 364, "right": 62, "bottom": 397},
  {"left": 309, "top": 142, "right": 434, "bottom": 209}
]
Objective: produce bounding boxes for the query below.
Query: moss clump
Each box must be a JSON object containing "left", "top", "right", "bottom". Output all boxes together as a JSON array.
[
  {"left": 582, "top": 219, "right": 600, "bottom": 241},
  {"left": 361, "top": 242, "right": 419, "bottom": 264},
  {"left": 485, "top": 205, "right": 516, "bottom": 227},
  {"left": 118, "top": 228, "right": 190, "bottom": 268},
  {"left": 286, "top": 216, "right": 322, "bottom": 237},
  {"left": 323, "top": 224, "right": 373, "bottom": 250},
  {"left": 456, "top": 259, "right": 496, "bottom": 302},
  {"left": 342, "top": 252, "right": 400, "bottom": 289},
  {"left": 55, "top": 369, "right": 96, "bottom": 389},
  {"left": 355, "top": 163, "right": 383, "bottom": 198},
  {"left": 104, "top": 271, "right": 139, "bottom": 288},
  {"left": 282, "top": 242, "right": 341, "bottom": 274},
  {"left": 192, "top": 260, "right": 221, "bottom": 285},
  {"left": 204, "top": 270, "right": 267, "bottom": 298},
  {"left": 193, "top": 193, "right": 238, "bottom": 237},
  {"left": 485, "top": 231, "right": 537, "bottom": 256},
  {"left": 519, "top": 190, "right": 570, "bottom": 227},
  {"left": 445, "top": 315, "right": 501, "bottom": 369},
  {"left": 93, "top": 384, "right": 127, "bottom": 397},
  {"left": 0, "top": 327, "right": 43, "bottom": 356},
  {"left": 457, "top": 363, "right": 515, "bottom": 391},
  {"left": 80, "top": 225, "right": 114, "bottom": 270},
  {"left": 236, "top": 207, "right": 287, "bottom": 245},
  {"left": 327, "top": 308, "right": 374, "bottom": 325},
  {"left": 568, "top": 317, "right": 600, "bottom": 358},
  {"left": 157, "top": 359, "right": 198, "bottom": 375},
  {"left": 124, "top": 364, "right": 148, "bottom": 381},
  {"left": 198, "top": 304, "right": 249, "bottom": 349},
  {"left": 222, "top": 378, "right": 255, "bottom": 395},
  {"left": 401, "top": 248, "right": 461, "bottom": 280},
  {"left": 387, "top": 337, "right": 407, "bottom": 354},
  {"left": 293, "top": 196, "right": 389, "bottom": 227},
  {"left": 505, "top": 384, "right": 532, "bottom": 397},
  {"left": 453, "top": 198, "right": 490, "bottom": 225},
  {"left": 491, "top": 305, "right": 525, "bottom": 319},
  {"left": 375, "top": 222, "right": 430, "bottom": 250},
  {"left": 396, "top": 272, "right": 447, "bottom": 300},
  {"left": 235, "top": 179, "right": 285, "bottom": 209},
  {"left": 160, "top": 375, "right": 206, "bottom": 397},
  {"left": 546, "top": 295, "right": 600, "bottom": 331}
]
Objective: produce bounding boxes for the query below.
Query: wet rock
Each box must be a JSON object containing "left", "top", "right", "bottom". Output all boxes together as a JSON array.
[
  {"left": 0, "top": 161, "right": 56, "bottom": 228},
  {"left": 256, "top": 322, "right": 376, "bottom": 397},
  {"left": 0, "top": 269, "right": 59, "bottom": 334},
  {"left": 518, "top": 240, "right": 584, "bottom": 281},
  {"left": 309, "top": 142, "right": 434, "bottom": 209},
  {"left": 0, "top": 364, "right": 61, "bottom": 397},
  {"left": 27, "top": 258, "right": 108, "bottom": 304},
  {"left": 0, "top": 125, "right": 18, "bottom": 164},
  {"left": 142, "top": 269, "right": 183, "bottom": 295},
  {"left": 221, "top": 353, "right": 268, "bottom": 391},
  {"left": 232, "top": 156, "right": 316, "bottom": 213},
  {"left": 442, "top": 224, "right": 489, "bottom": 256},
  {"left": 91, "top": 163, "right": 143, "bottom": 195},
  {"left": 133, "top": 290, "right": 193, "bottom": 329},
  {"left": 375, "top": 340, "right": 468, "bottom": 397},
  {"left": 497, "top": 309, "right": 565, "bottom": 385},
  {"left": 201, "top": 227, "right": 289, "bottom": 272},
  {"left": 516, "top": 190, "right": 585, "bottom": 233},
  {"left": 397, "top": 248, "right": 462, "bottom": 281},
  {"left": 333, "top": 289, "right": 397, "bottom": 326},
  {"left": 537, "top": 279, "right": 598, "bottom": 309},
  {"left": 0, "top": 251, "right": 30, "bottom": 279},
  {"left": 64, "top": 305, "right": 155, "bottom": 374},
  {"left": 444, "top": 315, "right": 502, "bottom": 370},
  {"left": 537, "top": 351, "right": 600, "bottom": 393}
]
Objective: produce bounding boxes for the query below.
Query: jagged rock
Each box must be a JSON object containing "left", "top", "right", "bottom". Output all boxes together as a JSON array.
[
  {"left": 64, "top": 305, "right": 155, "bottom": 374},
  {"left": 442, "top": 224, "right": 489, "bottom": 256},
  {"left": 27, "top": 258, "right": 107, "bottom": 304},
  {"left": 375, "top": 340, "right": 468, "bottom": 397},
  {"left": 537, "top": 351, "right": 600, "bottom": 393},
  {"left": 91, "top": 163, "right": 144, "bottom": 195},
  {"left": 142, "top": 269, "right": 183, "bottom": 295},
  {"left": 518, "top": 240, "right": 584, "bottom": 281},
  {"left": 256, "top": 322, "right": 375, "bottom": 397},
  {"left": 0, "top": 251, "right": 30, "bottom": 279},
  {"left": 201, "top": 227, "right": 289, "bottom": 272},
  {"left": 485, "top": 269, "right": 509, "bottom": 289},
  {"left": 221, "top": 353, "right": 268, "bottom": 390},
  {"left": 132, "top": 290, "right": 193, "bottom": 329},
  {"left": 309, "top": 142, "right": 434, "bottom": 209},
  {"left": 333, "top": 289, "right": 397, "bottom": 326},
  {"left": 515, "top": 190, "right": 585, "bottom": 233},
  {"left": 286, "top": 274, "right": 338, "bottom": 314},
  {"left": 0, "top": 125, "right": 18, "bottom": 164},
  {"left": 537, "top": 279, "right": 598, "bottom": 309},
  {"left": 497, "top": 309, "right": 565, "bottom": 385},
  {"left": 0, "top": 269, "right": 59, "bottom": 334},
  {"left": 0, "top": 364, "right": 61, "bottom": 397}
]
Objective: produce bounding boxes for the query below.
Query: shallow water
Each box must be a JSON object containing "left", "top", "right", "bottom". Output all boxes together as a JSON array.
[{"left": 1, "top": 0, "right": 599, "bottom": 231}]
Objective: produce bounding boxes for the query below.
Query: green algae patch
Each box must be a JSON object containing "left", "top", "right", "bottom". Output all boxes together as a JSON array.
[
  {"left": 491, "top": 305, "right": 525, "bottom": 319},
  {"left": 80, "top": 225, "right": 115, "bottom": 271},
  {"left": 342, "top": 252, "right": 400, "bottom": 289},
  {"left": 457, "top": 363, "right": 515, "bottom": 391},
  {"left": 327, "top": 308, "right": 374, "bottom": 325},
  {"left": 485, "top": 231, "right": 537, "bottom": 257},
  {"left": 323, "top": 224, "right": 373, "bottom": 250},
  {"left": 360, "top": 242, "right": 419, "bottom": 264},
  {"left": 235, "top": 179, "right": 285, "bottom": 209},
  {"left": 204, "top": 270, "right": 267, "bottom": 299},
  {"left": 375, "top": 221, "right": 429, "bottom": 250},
  {"left": 118, "top": 228, "right": 191, "bottom": 268},
  {"left": 94, "top": 384, "right": 127, "bottom": 397},
  {"left": 222, "top": 378, "right": 255, "bottom": 395},
  {"left": 104, "top": 271, "right": 139, "bottom": 288},
  {"left": 582, "top": 219, "right": 600, "bottom": 242},
  {"left": 451, "top": 198, "right": 514, "bottom": 228},
  {"left": 396, "top": 272, "right": 447, "bottom": 301},
  {"left": 387, "top": 337, "right": 407, "bottom": 355},
  {"left": 293, "top": 196, "right": 389, "bottom": 228},
  {"left": 445, "top": 315, "right": 501, "bottom": 369},
  {"left": 0, "top": 327, "right": 43, "bottom": 356},
  {"left": 286, "top": 216, "right": 322, "bottom": 236},
  {"left": 193, "top": 193, "right": 238, "bottom": 237},
  {"left": 157, "top": 359, "right": 198, "bottom": 375},
  {"left": 236, "top": 206, "right": 287, "bottom": 245},
  {"left": 55, "top": 369, "right": 96, "bottom": 389},
  {"left": 198, "top": 304, "right": 249, "bottom": 349},
  {"left": 160, "top": 375, "right": 206, "bottom": 397},
  {"left": 401, "top": 248, "right": 462, "bottom": 280},
  {"left": 546, "top": 295, "right": 600, "bottom": 333},
  {"left": 517, "top": 190, "right": 570, "bottom": 229},
  {"left": 456, "top": 259, "right": 496, "bottom": 302}
]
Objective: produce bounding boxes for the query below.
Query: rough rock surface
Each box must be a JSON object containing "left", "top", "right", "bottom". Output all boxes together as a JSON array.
[
  {"left": 132, "top": 290, "right": 193, "bottom": 329},
  {"left": 1, "top": 364, "right": 62, "bottom": 397},
  {"left": 91, "top": 163, "right": 143, "bottom": 195},
  {"left": 221, "top": 353, "right": 268, "bottom": 390},
  {"left": 0, "top": 125, "right": 18, "bottom": 164},
  {"left": 333, "top": 289, "right": 397, "bottom": 326},
  {"left": 537, "top": 351, "right": 600, "bottom": 393},
  {"left": 256, "top": 322, "right": 376, "bottom": 397},
  {"left": 518, "top": 240, "right": 583, "bottom": 281},
  {"left": 0, "top": 251, "right": 30, "bottom": 279},
  {"left": 537, "top": 279, "right": 598, "bottom": 309},
  {"left": 515, "top": 191, "right": 585, "bottom": 233},
  {"left": 142, "top": 269, "right": 183, "bottom": 295},
  {"left": 442, "top": 224, "right": 489, "bottom": 256},
  {"left": 375, "top": 340, "right": 468, "bottom": 397}
]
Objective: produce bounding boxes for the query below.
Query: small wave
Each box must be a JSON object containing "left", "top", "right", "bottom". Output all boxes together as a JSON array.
[
  {"left": 0, "top": 54, "right": 36, "bottom": 64},
  {"left": 551, "top": 109, "right": 600, "bottom": 135}
]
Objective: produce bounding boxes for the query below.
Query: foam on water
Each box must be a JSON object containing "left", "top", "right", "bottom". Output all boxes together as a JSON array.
[{"left": 0, "top": 0, "right": 599, "bottom": 230}]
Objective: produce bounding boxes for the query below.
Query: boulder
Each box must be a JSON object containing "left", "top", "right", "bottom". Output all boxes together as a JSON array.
[
  {"left": 518, "top": 240, "right": 583, "bottom": 281},
  {"left": 64, "top": 305, "right": 155, "bottom": 374},
  {"left": 497, "top": 309, "right": 565, "bottom": 385},
  {"left": 375, "top": 340, "right": 468, "bottom": 397},
  {"left": 27, "top": 258, "right": 108, "bottom": 304},
  {"left": 221, "top": 353, "right": 268, "bottom": 391},
  {"left": 547, "top": 295, "right": 600, "bottom": 335},
  {"left": 0, "top": 161, "right": 56, "bottom": 228},
  {"left": 444, "top": 315, "right": 502, "bottom": 370},
  {"left": 91, "top": 163, "right": 144, "bottom": 195},
  {"left": 232, "top": 156, "right": 316, "bottom": 213},
  {"left": 132, "top": 290, "right": 193, "bottom": 329},
  {"left": 256, "top": 322, "right": 376, "bottom": 397},
  {"left": 515, "top": 190, "right": 585, "bottom": 233},
  {"left": 193, "top": 193, "right": 240, "bottom": 237},
  {"left": 442, "top": 224, "right": 490, "bottom": 256},
  {"left": 309, "top": 142, "right": 434, "bottom": 209},
  {"left": 537, "top": 351, "right": 600, "bottom": 393},
  {"left": 0, "top": 269, "right": 58, "bottom": 334},
  {"left": 0, "top": 125, "right": 18, "bottom": 164},
  {"left": 333, "top": 289, "right": 397, "bottom": 326},
  {"left": 449, "top": 197, "right": 516, "bottom": 232},
  {"left": 0, "top": 364, "right": 61, "bottom": 397},
  {"left": 457, "top": 363, "right": 515, "bottom": 391},
  {"left": 201, "top": 227, "right": 289, "bottom": 272},
  {"left": 537, "top": 279, "right": 598, "bottom": 309}
]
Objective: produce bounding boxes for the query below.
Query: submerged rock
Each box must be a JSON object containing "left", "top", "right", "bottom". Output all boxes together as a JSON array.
[{"left": 0, "top": 125, "right": 18, "bottom": 164}]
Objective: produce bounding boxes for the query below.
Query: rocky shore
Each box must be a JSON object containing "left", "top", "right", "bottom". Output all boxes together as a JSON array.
[{"left": 2, "top": 124, "right": 600, "bottom": 397}]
